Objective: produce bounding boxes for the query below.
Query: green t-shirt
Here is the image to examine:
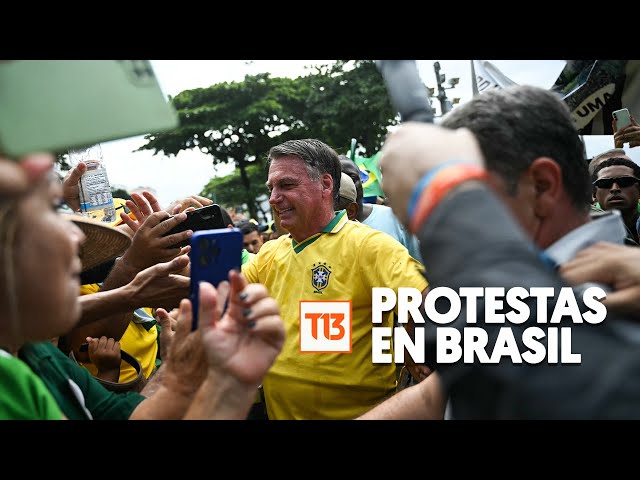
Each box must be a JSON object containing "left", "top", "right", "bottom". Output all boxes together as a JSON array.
[
  {"left": 0, "top": 349, "right": 63, "bottom": 420},
  {"left": 18, "top": 342, "right": 144, "bottom": 420},
  {"left": 241, "top": 248, "right": 255, "bottom": 265}
]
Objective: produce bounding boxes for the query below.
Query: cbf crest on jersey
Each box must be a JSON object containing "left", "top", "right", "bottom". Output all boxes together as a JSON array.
[{"left": 311, "top": 262, "right": 332, "bottom": 294}]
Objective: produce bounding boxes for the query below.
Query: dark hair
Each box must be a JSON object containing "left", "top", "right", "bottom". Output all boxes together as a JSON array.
[
  {"left": 236, "top": 220, "right": 258, "bottom": 235},
  {"left": 589, "top": 148, "right": 627, "bottom": 176},
  {"left": 268, "top": 139, "right": 341, "bottom": 203},
  {"left": 440, "top": 85, "right": 591, "bottom": 212},
  {"left": 592, "top": 157, "right": 640, "bottom": 182}
]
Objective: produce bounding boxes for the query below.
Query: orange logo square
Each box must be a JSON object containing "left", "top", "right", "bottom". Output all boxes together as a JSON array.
[{"left": 299, "top": 300, "right": 352, "bottom": 353}]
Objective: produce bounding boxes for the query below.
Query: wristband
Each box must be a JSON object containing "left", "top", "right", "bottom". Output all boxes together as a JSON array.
[
  {"left": 407, "top": 160, "right": 471, "bottom": 221},
  {"left": 409, "top": 164, "right": 488, "bottom": 234}
]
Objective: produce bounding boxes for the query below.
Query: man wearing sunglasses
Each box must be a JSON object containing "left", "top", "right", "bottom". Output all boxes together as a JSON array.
[{"left": 592, "top": 157, "right": 640, "bottom": 244}]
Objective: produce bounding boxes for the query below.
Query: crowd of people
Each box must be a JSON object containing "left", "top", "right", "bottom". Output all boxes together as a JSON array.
[{"left": 4, "top": 67, "right": 640, "bottom": 419}]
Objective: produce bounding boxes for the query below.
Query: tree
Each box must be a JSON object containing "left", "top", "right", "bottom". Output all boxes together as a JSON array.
[
  {"left": 138, "top": 61, "right": 400, "bottom": 216},
  {"left": 201, "top": 163, "right": 270, "bottom": 217},
  {"left": 137, "top": 73, "right": 312, "bottom": 218},
  {"left": 110, "top": 187, "right": 132, "bottom": 201},
  {"left": 301, "top": 60, "right": 399, "bottom": 155}
]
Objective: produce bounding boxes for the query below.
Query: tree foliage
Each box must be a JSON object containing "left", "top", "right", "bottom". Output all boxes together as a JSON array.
[
  {"left": 301, "top": 60, "right": 399, "bottom": 155},
  {"left": 138, "top": 60, "right": 399, "bottom": 216},
  {"left": 201, "top": 163, "right": 269, "bottom": 210}
]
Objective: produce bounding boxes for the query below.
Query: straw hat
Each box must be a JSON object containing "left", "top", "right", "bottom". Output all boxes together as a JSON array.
[{"left": 63, "top": 214, "right": 132, "bottom": 272}]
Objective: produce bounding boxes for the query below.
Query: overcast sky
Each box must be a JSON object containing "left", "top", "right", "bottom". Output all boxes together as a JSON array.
[{"left": 99, "top": 60, "right": 628, "bottom": 208}]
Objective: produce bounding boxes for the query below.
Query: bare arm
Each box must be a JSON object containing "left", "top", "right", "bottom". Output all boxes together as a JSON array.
[
  {"left": 357, "top": 372, "right": 446, "bottom": 420},
  {"left": 184, "top": 372, "right": 256, "bottom": 420},
  {"left": 67, "top": 256, "right": 190, "bottom": 350},
  {"left": 129, "top": 382, "right": 193, "bottom": 420}
]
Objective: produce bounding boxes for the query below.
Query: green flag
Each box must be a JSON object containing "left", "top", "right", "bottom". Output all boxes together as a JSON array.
[{"left": 354, "top": 152, "right": 384, "bottom": 198}]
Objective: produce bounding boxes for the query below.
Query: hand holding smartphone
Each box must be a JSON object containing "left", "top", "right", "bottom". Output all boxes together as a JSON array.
[
  {"left": 613, "top": 108, "right": 632, "bottom": 131},
  {"left": 189, "top": 228, "right": 243, "bottom": 330},
  {"left": 162, "top": 204, "right": 225, "bottom": 248}
]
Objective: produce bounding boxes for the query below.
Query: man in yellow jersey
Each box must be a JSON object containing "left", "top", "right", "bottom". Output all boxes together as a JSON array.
[{"left": 242, "top": 139, "right": 428, "bottom": 419}]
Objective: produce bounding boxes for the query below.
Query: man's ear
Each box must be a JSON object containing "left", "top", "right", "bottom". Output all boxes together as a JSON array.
[
  {"left": 346, "top": 202, "right": 358, "bottom": 221},
  {"left": 529, "top": 157, "right": 563, "bottom": 218},
  {"left": 321, "top": 174, "right": 333, "bottom": 195}
]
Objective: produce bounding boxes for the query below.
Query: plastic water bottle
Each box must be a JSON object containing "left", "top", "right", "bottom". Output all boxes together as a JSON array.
[{"left": 68, "top": 144, "right": 117, "bottom": 224}]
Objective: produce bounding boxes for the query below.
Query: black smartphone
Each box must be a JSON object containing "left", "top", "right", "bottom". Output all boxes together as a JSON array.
[
  {"left": 189, "top": 228, "right": 243, "bottom": 330},
  {"left": 162, "top": 204, "right": 225, "bottom": 248}
]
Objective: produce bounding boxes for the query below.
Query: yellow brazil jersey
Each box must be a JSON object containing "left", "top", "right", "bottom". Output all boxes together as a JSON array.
[
  {"left": 242, "top": 210, "right": 428, "bottom": 420},
  {"left": 78, "top": 284, "right": 158, "bottom": 382}
]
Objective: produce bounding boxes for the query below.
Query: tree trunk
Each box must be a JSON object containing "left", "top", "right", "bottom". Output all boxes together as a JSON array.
[{"left": 237, "top": 156, "right": 257, "bottom": 220}]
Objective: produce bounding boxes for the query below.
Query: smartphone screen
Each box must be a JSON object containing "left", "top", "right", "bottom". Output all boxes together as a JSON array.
[{"left": 189, "top": 228, "right": 243, "bottom": 331}]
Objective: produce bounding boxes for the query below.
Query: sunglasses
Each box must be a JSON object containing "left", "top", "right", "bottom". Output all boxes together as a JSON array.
[{"left": 593, "top": 176, "right": 640, "bottom": 189}]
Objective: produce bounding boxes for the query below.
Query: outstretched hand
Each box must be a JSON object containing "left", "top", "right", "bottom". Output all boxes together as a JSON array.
[
  {"left": 177, "top": 270, "right": 285, "bottom": 387},
  {"left": 560, "top": 241, "right": 640, "bottom": 316}
]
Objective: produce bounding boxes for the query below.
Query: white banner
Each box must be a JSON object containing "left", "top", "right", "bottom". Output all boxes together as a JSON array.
[{"left": 471, "top": 60, "right": 517, "bottom": 95}]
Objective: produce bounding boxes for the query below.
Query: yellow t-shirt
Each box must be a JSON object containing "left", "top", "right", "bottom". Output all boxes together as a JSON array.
[
  {"left": 79, "top": 284, "right": 158, "bottom": 382},
  {"left": 242, "top": 211, "right": 428, "bottom": 419}
]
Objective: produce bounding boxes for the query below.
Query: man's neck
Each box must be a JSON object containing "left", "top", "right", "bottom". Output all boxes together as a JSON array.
[
  {"left": 357, "top": 203, "right": 373, "bottom": 222},
  {"left": 290, "top": 210, "right": 337, "bottom": 243}
]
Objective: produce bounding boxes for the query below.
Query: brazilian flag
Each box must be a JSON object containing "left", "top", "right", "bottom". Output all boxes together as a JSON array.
[{"left": 354, "top": 152, "right": 384, "bottom": 198}]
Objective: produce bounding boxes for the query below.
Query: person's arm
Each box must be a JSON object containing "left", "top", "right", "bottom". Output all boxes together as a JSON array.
[
  {"left": 133, "top": 273, "right": 285, "bottom": 420},
  {"left": 87, "top": 336, "right": 121, "bottom": 383},
  {"left": 184, "top": 272, "right": 285, "bottom": 419},
  {"left": 67, "top": 256, "right": 190, "bottom": 349},
  {"left": 357, "top": 372, "right": 446, "bottom": 420},
  {"left": 129, "top": 381, "right": 194, "bottom": 420},
  {"left": 378, "top": 123, "right": 605, "bottom": 419},
  {"left": 560, "top": 241, "right": 640, "bottom": 316},
  {"left": 183, "top": 371, "right": 257, "bottom": 420}
]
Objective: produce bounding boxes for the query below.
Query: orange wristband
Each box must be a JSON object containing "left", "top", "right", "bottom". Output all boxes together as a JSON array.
[{"left": 409, "top": 164, "right": 488, "bottom": 234}]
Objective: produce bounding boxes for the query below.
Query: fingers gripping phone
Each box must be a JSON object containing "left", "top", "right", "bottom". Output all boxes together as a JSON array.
[
  {"left": 189, "top": 228, "right": 243, "bottom": 331},
  {"left": 613, "top": 108, "right": 632, "bottom": 131},
  {"left": 162, "top": 204, "right": 225, "bottom": 248}
]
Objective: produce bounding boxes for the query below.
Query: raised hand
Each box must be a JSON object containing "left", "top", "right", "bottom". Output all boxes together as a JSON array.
[
  {"left": 176, "top": 271, "right": 285, "bottom": 387},
  {"left": 560, "top": 241, "right": 640, "bottom": 316},
  {"left": 61, "top": 160, "right": 87, "bottom": 212},
  {"left": 120, "top": 191, "right": 165, "bottom": 234},
  {"left": 379, "top": 122, "right": 485, "bottom": 226},
  {"left": 86, "top": 335, "right": 121, "bottom": 383},
  {"left": 119, "top": 210, "right": 191, "bottom": 272},
  {"left": 165, "top": 195, "right": 213, "bottom": 214},
  {"left": 613, "top": 115, "right": 640, "bottom": 148},
  {"left": 124, "top": 255, "right": 190, "bottom": 311}
]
